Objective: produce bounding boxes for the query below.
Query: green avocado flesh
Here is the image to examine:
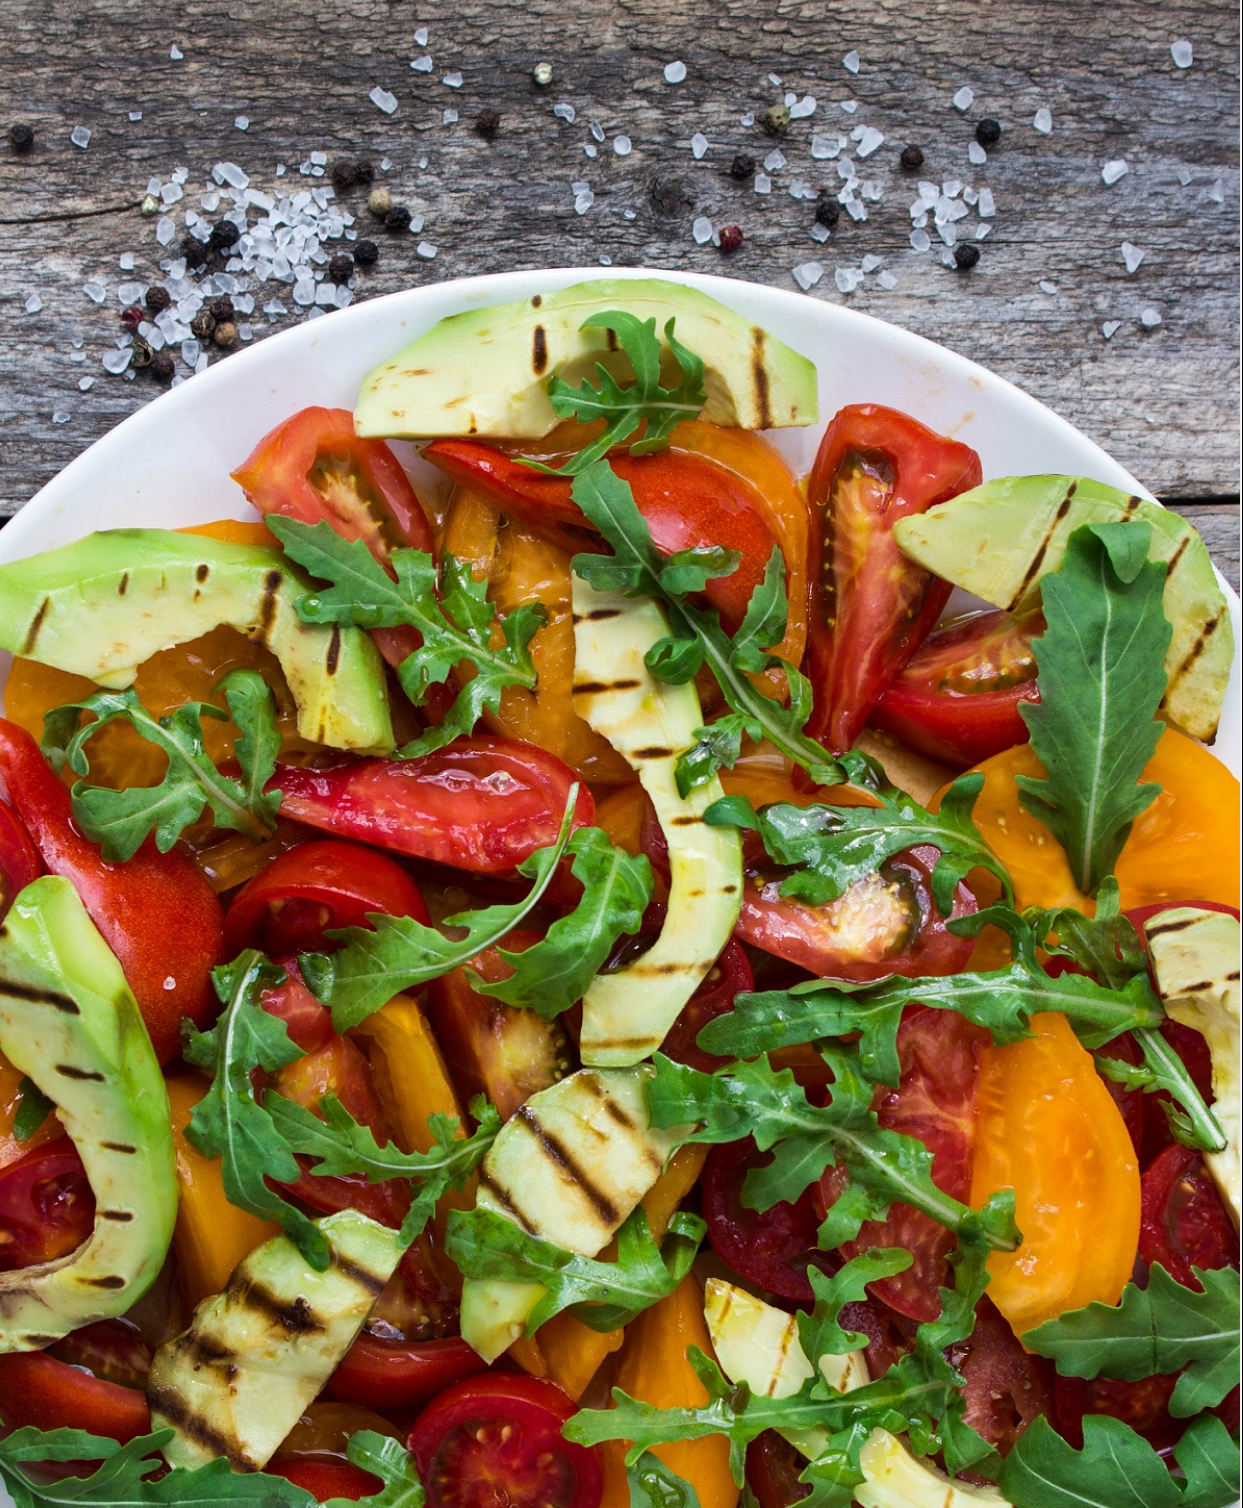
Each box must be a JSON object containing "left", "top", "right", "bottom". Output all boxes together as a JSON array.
[
  {"left": 0, "top": 528, "right": 394, "bottom": 754},
  {"left": 892, "top": 475, "right": 1234, "bottom": 742},
  {"left": 0, "top": 876, "right": 177, "bottom": 1351},
  {"left": 354, "top": 277, "right": 819, "bottom": 440}
]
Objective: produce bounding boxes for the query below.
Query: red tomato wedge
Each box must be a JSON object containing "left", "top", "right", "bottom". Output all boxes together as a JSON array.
[
  {"left": 806, "top": 404, "right": 983, "bottom": 755},
  {"left": 0, "top": 1137, "right": 95, "bottom": 1273},
  {"left": 1138, "top": 1144, "right": 1238, "bottom": 1291},
  {"left": 957, "top": 1296, "right": 1057, "bottom": 1454},
  {"left": 0, "top": 1348, "right": 151, "bottom": 1445},
  {"left": 267, "top": 1458, "right": 383, "bottom": 1501},
  {"left": 0, "top": 797, "right": 41, "bottom": 920},
  {"left": 327, "top": 1332, "right": 487, "bottom": 1413},
  {"left": 702, "top": 1137, "right": 828, "bottom": 1302}
]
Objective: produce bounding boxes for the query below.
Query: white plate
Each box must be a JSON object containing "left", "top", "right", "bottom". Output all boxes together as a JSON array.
[{"left": 2, "top": 266, "right": 1238, "bottom": 774}]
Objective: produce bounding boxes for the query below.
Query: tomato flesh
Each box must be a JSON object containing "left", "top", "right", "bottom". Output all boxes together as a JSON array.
[
  {"left": 659, "top": 940, "right": 754, "bottom": 1073},
  {"left": 327, "top": 1332, "right": 487, "bottom": 1413},
  {"left": 702, "top": 1137, "right": 828, "bottom": 1302},
  {"left": 1138, "top": 1144, "right": 1238, "bottom": 1290},
  {"left": 954, "top": 1296, "right": 1056, "bottom": 1454},
  {"left": 0, "top": 1136, "right": 95, "bottom": 1271},
  {"left": 0, "top": 1348, "right": 150, "bottom": 1445},
  {"left": 0, "top": 797, "right": 42, "bottom": 919},
  {"left": 267, "top": 1458, "right": 383, "bottom": 1501}
]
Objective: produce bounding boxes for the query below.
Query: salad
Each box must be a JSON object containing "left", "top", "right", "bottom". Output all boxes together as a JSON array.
[{"left": 0, "top": 275, "right": 1236, "bottom": 1508}]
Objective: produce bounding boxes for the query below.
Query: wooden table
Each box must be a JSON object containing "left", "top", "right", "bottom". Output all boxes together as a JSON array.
[{"left": 3, "top": 0, "right": 1237, "bottom": 586}]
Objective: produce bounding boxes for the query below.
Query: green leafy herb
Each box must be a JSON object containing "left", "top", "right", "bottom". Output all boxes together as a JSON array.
[
  {"left": 644, "top": 1049, "right": 1018, "bottom": 1252},
  {"left": 269, "top": 515, "right": 544, "bottom": 757},
  {"left": 183, "top": 951, "right": 329, "bottom": 1271},
  {"left": 526, "top": 310, "right": 708, "bottom": 476},
  {"left": 1000, "top": 1413, "right": 1240, "bottom": 1508},
  {"left": 699, "top": 904, "right": 1163, "bottom": 1087},
  {"left": 568, "top": 459, "right": 842, "bottom": 790},
  {"left": 445, "top": 1206, "right": 705, "bottom": 1334},
  {"left": 626, "top": 1452, "right": 704, "bottom": 1508},
  {"left": 1016, "top": 521, "right": 1172, "bottom": 896},
  {"left": 1024, "top": 1264, "right": 1239, "bottom": 1418},
  {"left": 41, "top": 670, "right": 282, "bottom": 863},
  {"left": 705, "top": 751, "right": 1012, "bottom": 916},
  {"left": 335, "top": 1431, "right": 427, "bottom": 1508},
  {"left": 12, "top": 1077, "right": 53, "bottom": 1142},
  {"left": 266, "top": 1093, "right": 501, "bottom": 1245},
  {"left": 797, "top": 1251, "right": 914, "bottom": 1361}
]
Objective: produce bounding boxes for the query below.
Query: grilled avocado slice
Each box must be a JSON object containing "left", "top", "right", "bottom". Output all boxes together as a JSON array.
[
  {"left": 148, "top": 1208, "right": 403, "bottom": 1471},
  {"left": 0, "top": 876, "right": 177, "bottom": 1351}
]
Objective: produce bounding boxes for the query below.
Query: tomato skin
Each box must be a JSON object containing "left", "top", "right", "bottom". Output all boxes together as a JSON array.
[
  {"left": 659, "top": 940, "right": 754, "bottom": 1073},
  {"left": 327, "top": 1332, "right": 488, "bottom": 1413},
  {"left": 267, "top": 1458, "right": 383, "bottom": 1501},
  {"left": 225, "top": 838, "right": 430, "bottom": 957},
  {"left": 408, "top": 1373, "right": 604, "bottom": 1508},
  {"left": 0, "top": 719, "right": 225, "bottom": 1065},
  {"left": 870, "top": 609, "right": 1042, "bottom": 766},
  {"left": 1138, "top": 1144, "right": 1238, "bottom": 1291},
  {"left": 266, "top": 736, "right": 594, "bottom": 877},
  {"left": 955, "top": 1297, "right": 1057, "bottom": 1455},
  {"left": 701, "top": 1138, "right": 828, "bottom": 1302},
  {"left": 260, "top": 963, "right": 336, "bottom": 1055},
  {"left": 0, "top": 1348, "right": 151, "bottom": 1444},
  {"left": 0, "top": 797, "right": 42, "bottom": 920},
  {"left": 806, "top": 404, "right": 983, "bottom": 755},
  {"left": 0, "top": 1137, "right": 96, "bottom": 1272}
]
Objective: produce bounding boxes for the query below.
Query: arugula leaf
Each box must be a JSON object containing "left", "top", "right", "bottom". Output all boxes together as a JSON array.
[
  {"left": 444, "top": 1206, "right": 705, "bottom": 1334},
  {"left": 265, "top": 1093, "right": 500, "bottom": 1245},
  {"left": 644, "top": 1049, "right": 1018, "bottom": 1252},
  {"left": 705, "top": 755, "right": 1012, "bottom": 918},
  {"left": 333, "top": 1431, "right": 426, "bottom": 1508},
  {"left": 12, "top": 1077, "right": 53, "bottom": 1142},
  {"left": 798, "top": 1251, "right": 914, "bottom": 1361},
  {"left": 1024, "top": 1264, "right": 1239, "bottom": 1418},
  {"left": 1016, "top": 522, "right": 1172, "bottom": 896},
  {"left": 1174, "top": 1414, "right": 1243, "bottom": 1508},
  {"left": 527, "top": 311, "right": 708, "bottom": 476},
  {"left": 700, "top": 904, "right": 1163, "bottom": 1088},
  {"left": 182, "top": 951, "right": 329, "bottom": 1271},
  {"left": 626, "top": 1452, "right": 704, "bottom": 1508},
  {"left": 301, "top": 790, "right": 579, "bottom": 1029},
  {"left": 269, "top": 515, "right": 544, "bottom": 757},
  {"left": 568, "top": 460, "right": 842, "bottom": 791},
  {"left": 474, "top": 826, "right": 652, "bottom": 1020},
  {"left": 41, "top": 669, "right": 282, "bottom": 862}
]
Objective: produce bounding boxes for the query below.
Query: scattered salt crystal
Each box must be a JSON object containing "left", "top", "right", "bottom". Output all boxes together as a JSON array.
[
  {"left": 128, "top": 110, "right": 142, "bottom": 122},
  {"left": 1120, "top": 241, "right": 1144, "bottom": 273},
  {"left": 1176, "top": 168, "right": 1193, "bottom": 186},
  {"left": 968, "top": 141, "right": 987, "bottom": 165},
  {"left": 235, "top": 116, "right": 250, "bottom": 131},
  {"left": 589, "top": 120, "right": 605, "bottom": 143},
  {"left": 315, "top": 283, "right": 338, "bottom": 306},
  {"left": 599, "top": 254, "right": 612, "bottom": 266},
  {"left": 24, "top": 294, "right": 41, "bottom": 314},
  {"left": 977, "top": 187, "right": 996, "bottom": 217},
  {"left": 936, "top": 219, "right": 958, "bottom": 246},
  {"left": 809, "top": 223, "right": 830, "bottom": 243},
  {"left": 233, "top": 293, "right": 256, "bottom": 314},
  {"left": 952, "top": 86, "right": 974, "bottom": 111},
  {"left": 194, "top": 353, "right": 209, "bottom": 373},
  {"left": 182, "top": 339, "right": 202, "bottom": 364},
  {"left": 962, "top": 187, "right": 979, "bottom": 206},
  {"left": 1102, "top": 160, "right": 1128, "bottom": 185},
  {"left": 584, "top": 144, "right": 597, "bottom": 158},
  {"left": 443, "top": 108, "right": 458, "bottom": 124},
  {"left": 740, "top": 112, "right": 754, "bottom": 127},
  {"left": 845, "top": 199, "right": 868, "bottom": 222},
  {"left": 835, "top": 267, "right": 863, "bottom": 293},
  {"left": 784, "top": 92, "right": 797, "bottom": 107},
  {"left": 554, "top": 103, "right": 576, "bottom": 122},
  {"left": 417, "top": 241, "right": 438, "bottom": 259},
  {"left": 216, "top": 162, "right": 250, "bottom": 190},
  {"left": 52, "top": 411, "right": 71, "bottom": 424},
  {"left": 790, "top": 95, "right": 816, "bottom": 119},
  {"left": 1140, "top": 307, "right": 1162, "bottom": 328},
  {"left": 574, "top": 190, "right": 594, "bottom": 214},
  {"left": 442, "top": 72, "right": 462, "bottom": 88},
  {"left": 664, "top": 61, "right": 687, "bottom": 84},
  {"left": 910, "top": 211, "right": 929, "bottom": 229},
  {"left": 202, "top": 191, "right": 221, "bottom": 210},
  {"left": 118, "top": 252, "right": 135, "bottom": 271},
  {"left": 789, "top": 179, "right": 816, "bottom": 200},
  {"left": 909, "top": 228, "right": 932, "bottom": 252},
  {"left": 1101, "top": 320, "right": 1121, "bottom": 339},
  {"left": 842, "top": 50, "right": 860, "bottom": 73},
  {"left": 1033, "top": 107, "right": 1053, "bottom": 135},
  {"left": 943, "top": 178, "right": 963, "bottom": 198},
  {"left": 310, "top": 151, "right": 327, "bottom": 166},
  {"left": 169, "top": 44, "right": 183, "bottom": 60},
  {"left": 70, "top": 125, "right": 91, "bottom": 149},
  {"left": 839, "top": 100, "right": 858, "bottom": 114},
  {"left": 1208, "top": 179, "right": 1225, "bottom": 203},
  {"left": 792, "top": 261, "right": 824, "bottom": 290},
  {"left": 411, "top": 55, "right": 433, "bottom": 72},
  {"left": 102, "top": 348, "right": 132, "bottom": 374},
  {"left": 1170, "top": 39, "right": 1193, "bottom": 68},
  {"left": 117, "top": 281, "right": 144, "bottom": 304},
  {"left": 292, "top": 278, "right": 316, "bottom": 306},
  {"left": 369, "top": 87, "right": 398, "bottom": 115},
  {"left": 692, "top": 216, "right": 714, "bottom": 244},
  {"left": 861, "top": 253, "right": 882, "bottom": 273},
  {"left": 623, "top": 209, "right": 636, "bottom": 220},
  {"left": 172, "top": 166, "right": 188, "bottom": 183},
  {"left": 856, "top": 126, "right": 884, "bottom": 158},
  {"left": 1039, "top": 280, "right": 1058, "bottom": 294},
  {"left": 754, "top": 174, "right": 772, "bottom": 194},
  {"left": 692, "top": 133, "right": 709, "bottom": 160},
  {"left": 811, "top": 135, "right": 841, "bottom": 160},
  {"left": 78, "top": 376, "right": 94, "bottom": 391},
  {"left": 768, "top": 74, "right": 782, "bottom": 87},
  {"left": 613, "top": 135, "right": 632, "bottom": 156},
  {"left": 917, "top": 180, "right": 939, "bottom": 206},
  {"left": 414, "top": 26, "right": 429, "bottom": 45},
  {"left": 878, "top": 270, "right": 898, "bottom": 290},
  {"left": 82, "top": 282, "right": 107, "bottom": 304},
  {"left": 764, "top": 149, "right": 786, "bottom": 172},
  {"left": 836, "top": 157, "right": 856, "bottom": 181},
  {"left": 940, "top": 247, "right": 957, "bottom": 267},
  {"left": 160, "top": 182, "right": 183, "bottom": 205}
]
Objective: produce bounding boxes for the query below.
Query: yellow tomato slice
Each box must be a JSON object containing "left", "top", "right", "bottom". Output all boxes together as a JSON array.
[{"left": 969, "top": 1012, "right": 1140, "bottom": 1337}]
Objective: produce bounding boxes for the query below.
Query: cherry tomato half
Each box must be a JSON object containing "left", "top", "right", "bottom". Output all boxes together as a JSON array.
[
  {"left": 0, "top": 1348, "right": 150, "bottom": 1445},
  {"left": 0, "top": 1136, "right": 95, "bottom": 1272},
  {"left": 266, "top": 1458, "right": 383, "bottom": 1502},
  {"left": 1053, "top": 1372, "right": 1183, "bottom": 1456},
  {"left": 870, "top": 608, "right": 1043, "bottom": 767},
  {"left": 327, "top": 1332, "right": 488, "bottom": 1413},
  {"left": 1138, "top": 1144, "right": 1238, "bottom": 1291},
  {"left": 408, "top": 1373, "right": 604, "bottom": 1508},
  {"left": 266, "top": 736, "right": 594, "bottom": 877}
]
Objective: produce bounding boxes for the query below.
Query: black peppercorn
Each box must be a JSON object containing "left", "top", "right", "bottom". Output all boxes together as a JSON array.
[
  {"left": 354, "top": 238, "right": 379, "bottom": 267},
  {"left": 385, "top": 205, "right": 412, "bottom": 234},
  {"left": 207, "top": 296, "right": 235, "bottom": 322},
  {"left": 760, "top": 104, "right": 790, "bottom": 136},
  {"left": 327, "top": 252, "right": 354, "bottom": 283},
  {"left": 354, "top": 161, "right": 375, "bottom": 187},
  {"left": 975, "top": 118, "right": 1001, "bottom": 148},
  {"left": 953, "top": 242, "right": 981, "bottom": 270},
  {"left": 900, "top": 144, "right": 924, "bottom": 170},
  {"left": 181, "top": 237, "right": 208, "bottom": 270},
  {"left": 330, "top": 160, "right": 358, "bottom": 193},
  {"left": 208, "top": 220, "right": 241, "bottom": 253},
  {"left": 150, "top": 352, "right": 175, "bottom": 383},
  {"left": 213, "top": 320, "right": 238, "bottom": 349},
  {"left": 144, "top": 286, "right": 171, "bottom": 314},
  {"left": 718, "top": 224, "right": 744, "bottom": 253},
  {"left": 475, "top": 108, "right": 501, "bottom": 137},
  {"left": 729, "top": 153, "right": 756, "bottom": 181},
  {"left": 9, "top": 123, "right": 34, "bottom": 153},
  {"left": 814, "top": 194, "right": 841, "bottom": 229},
  {"left": 190, "top": 311, "right": 217, "bottom": 340}
]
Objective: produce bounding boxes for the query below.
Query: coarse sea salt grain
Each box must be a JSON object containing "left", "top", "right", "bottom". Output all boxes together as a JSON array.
[
  {"left": 83, "top": 282, "right": 107, "bottom": 303},
  {"left": 842, "top": 50, "right": 860, "bottom": 73},
  {"left": 443, "top": 72, "right": 462, "bottom": 88},
  {"left": 1177, "top": 168, "right": 1193, "bottom": 186},
  {"left": 790, "top": 96, "right": 816, "bottom": 118},
  {"left": 52, "top": 411, "right": 71, "bottom": 424},
  {"left": 119, "top": 252, "right": 135, "bottom": 271},
  {"left": 235, "top": 116, "right": 250, "bottom": 131},
  {"left": 877, "top": 270, "right": 898, "bottom": 290},
  {"left": 1140, "top": 307, "right": 1162, "bottom": 327},
  {"left": 70, "top": 126, "right": 91, "bottom": 149},
  {"left": 1102, "top": 160, "right": 1128, "bottom": 185},
  {"left": 79, "top": 376, "right": 94, "bottom": 391},
  {"left": 1121, "top": 241, "right": 1144, "bottom": 273},
  {"left": 740, "top": 112, "right": 754, "bottom": 127},
  {"left": 811, "top": 135, "right": 841, "bottom": 160},
  {"left": 835, "top": 266, "right": 863, "bottom": 292},
  {"left": 860, "top": 254, "right": 882, "bottom": 273},
  {"left": 909, "top": 228, "right": 932, "bottom": 252},
  {"left": 792, "top": 261, "right": 824, "bottom": 290},
  {"left": 1171, "top": 39, "right": 1193, "bottom": 68},
  {"left": 369, "top": 87, "right": 398, "bottom": 115},
  {"left": 574, "top": 190, "right": 594, "bottom": 214},
  {"left": 613, "top": 135, "right": 632, "bottom": 156},
  {"left": 809, "top": 223, "right": 830, "bottom": 243},
  {"left": 589, "top": 120, "right": 605, "bottom": 142},
  {"left": 952, "top": 86, "right": 974, "bottom": 111},
  {"left": 24, "top": 294, "right": 41, "bottom": 313},
  {"left": 1208, "top": 179, "right": 1225, "bottom": 203},
  {"left": 415, "top": 26, "right": 429, "bottom": 45},
  {"left": 963, "top": 187, "right": 978, "bottom": 206},
  {"left": 856, "top": 126, "right": 884, "bottom": 157},
  {"left": 691, "top": 133, "right": 709, "bottom": 160},
  {"left": 169, "top": 44, "right": 183, "bottom": 60},
  {"left": 839, "top": 100, "right": 858, "bottom": 114},
  {"left": 584, "top": 144, "right": 597, "bottom": 158},
  {"left": 692, "top": 216, "right": 714, "bottom": 244},
  {"left": 764, "top": 149, "right": 786, "bottom": 172},
  {"left": 411, "top": 56, "right": 433, "bottom": 72},
  {"left": 1102, "top": 320, "right": 1121, "bottom": 339},
  {"left": 1033, "top": 107, "right": 1053, "bottom": 134},
  {"left": 977, "top": 187, "right": 996, "bottom": 217},
  {"left": 102, "top": 348, "right": 132, "bottom": 374},
  {"left": 554, "top": 103, "right": 576, "bottom": 122},
  {"left": 968, "top": 141, "right": 987, "bottom": 165},
  {"left": 845, "top": 199, "right": 868, "bottom": 222},
  {"left": 754, "top": 174, "right": 772, "bottom": 194},
  {"left": 1039, "top": 280, "right": 1058, "bottom": 294},
  {"left": 664, "top": 61, "right": 687, "bottom": 84},
  {"left": 129, "top": 110, "right": 142, "bottom": 122},
  {"left": 443, "top": 108, "right": 458, "bottom": 124}
]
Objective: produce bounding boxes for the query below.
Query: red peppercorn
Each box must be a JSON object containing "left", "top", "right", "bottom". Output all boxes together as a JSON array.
[
  {"left": 120, "top": 306, "right": 146, "bottom": 329},
  {"left": 718, "top": 224, "right": 745, "bottom": 253}
]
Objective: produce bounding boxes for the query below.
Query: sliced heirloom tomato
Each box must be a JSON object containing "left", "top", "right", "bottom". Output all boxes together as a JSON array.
[
  {"left": 327, "top": 1332, "right": 488, "bottom": 1414},
  {"left": 408, "top": 1373, "right": 604, "bottom": 1508},
  {"left": 0, "top": 797, "right": 41, "bottom": 921},
  {"left": 1138, "top": 1144, "right": 1238, "bottom": 1291},
  {"left": 870, "top": 608, "right": 1043, "bottom": 767},
  {"left": 815, "top": 1005, "right": 989, "bottom": 1322},
  {"left": 0, "top": 1136, "right": 95, "bottom": 1272},
  {"left": 806, "top": 404, "right": 983, "bottom": 755},
  {"left": 267, "top": 1459, "right": 383, "bottom": 1502},
  {"left": 0, "top": 1347, "right": 151, "bottom": 1447},
  {"left": 954, "top": 1296, "right": 1057, "bottom": 1454},
  {"left": 266, "top": 736, "right": 593, "bottom": 877}
]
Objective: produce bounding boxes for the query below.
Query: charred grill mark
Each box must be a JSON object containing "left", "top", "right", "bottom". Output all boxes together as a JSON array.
[
  {"left": 599, "top": 1096, "right": 639, "bottom": 1133},
  {"left": 1165, "top": 535, "right": 1190, "bottom": 575},
  {"left": 257, "top": 569, "right": 283, "bottom": 642},
  {"left": 514, "top": 1106, "right": 621, "bottom": 1225},
  {"left": 532, "top": 324, "right": 548, "bottom": 376},
  {"left": 20, "top": 1335, "right": 61, "bottom": 1348},
  {"left": 80, "top": 1274, "right": 126, "bottom": 1288},
  {"left": 623, "top": 958, "right": 702, "bottom": 976},
  {"left": 670, "top": 813, "right": 705, "bottom": 826},
  {"left": 1007, "top": 486, "right": 1077, "bottom": 610},
  {"left": 1145, "top": 914, "right": 1205, "bottom": 937},
  {"left": 1121, "top": 495, "right": 1144, "bottom": 516},
  {"left": 0, "top": 981, "right": 80, "bottom": 1014},
  {"left": 1165, "top": 609, "right": 1224, "bottom": 694},
  {"left": 56, "top": 1064, "right": 105, "bottom": 1082},
  {"left": 751, "top": 328, "right": 771, "bottom": 430},
  {"left": 477, "top": 1169, "right": 538, "bottom": 1235},
  {"left": 117, "top": 572, "right": 130, "bottom": 596},
  {"left": 1181, "top": 980, "right": 1217, "bottom": 994},
  {"left": 326, "top": 625, "right": 341, "bottom": 676},
  {"left": 101, "top": 1141, "right": 137, "bottom": 1154},
  {"left": 530, "top": 294, "right": 543, "bottom": 309},
  {"left": 149, "top": 1384, "right": 253, "bottom": 1467},
  {"left": 100, "top": 1210, "right": 134, "bottom": 1222},
  {"left": 236, "top": 1280, "right": 323, "bottom": 1334},
  {"left": 20, "top": 597, "right": 51, "bottom": 655},
  {"left": 721, "top": 883, "right": 739, "bottom": 894},
  {"left": 180, "top": 1332, "right": 237, "bottom": 1367},
  {"left": 573, "top": 678, "right": 641, "bottom": 695},
  {"left": 331, "top": 1251, "right": 388, "bottom": 1297},
  {"left": 571, "top": 607, "right": 623, "bottom": 624},
  {"left": 195, "top": 563, "right": 211, "bottom": 584},
  {"left": 632, "top": 745, "right": 673, "bottom": 760}
]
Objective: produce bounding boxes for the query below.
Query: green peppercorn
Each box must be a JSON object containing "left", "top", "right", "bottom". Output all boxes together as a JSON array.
[
  {"left": 129, "top": 336, "right": 154, "bottom": 369},
  {"left": 212, "top": 320, "right": 238, "bottom": 349},
  {"left": 761, "top": 104, "right": 790, "bottom": 136}
]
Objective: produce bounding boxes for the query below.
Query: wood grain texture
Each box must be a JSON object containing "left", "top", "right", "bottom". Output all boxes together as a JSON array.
[{"left": 1, "top": 0, "right": 1238, "bottom": 584}]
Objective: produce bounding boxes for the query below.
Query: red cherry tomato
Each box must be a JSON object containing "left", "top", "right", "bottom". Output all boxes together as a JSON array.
[
  {"left": 659, "top": 940, "right": 754, "bottom": 1073},
  {"left": 1138, "top": 1144, "right": 1238, "bottom": 1290},
  {"left": 0, "top": 1348, "right": 150, "bottom": 1445},
  {"left": 224, "top": 839, "right": 430, "bottom": 957},
  {"left": 48, "top": 1318, "right": 153, "bottom": 1390},
  {"left": 870, "top": 609, "right": 1043, "bottom": 766},
  {"left": 701, "top": 1137, "right": 828, "bottom": 1302},
  {"left": 815, "top": 1005, "right": 988, "bottom": 1322},
  {"left": 0, "top": 719, "right": 225, "bottom": 1065},
  {"left": 0, "top": 1137, "right": 95, "bottom": 1272},
  {"left": 0, "top": 797, "right": 42, "bottom": 920},
  {"left": 267, "top": 1458, "right": 384, "bottom": 1501},
  {"left": 408, "top": 1373, "right": 604, "bottom": 1508},
  {"left": 956, "top": 1297, "right": 1057, "bottom": 1454},
  {"left": 735, "top": 844, "right": 977, "bottom": 982},
  {"left": 745, "top": 1430, "right": 811, "bottom": 1507},
  {"left": 806, "top": 404, "right": 983, "bottom": 755},
  {"left": 266, "top": 736, "right": 594, "bottom": 877},
  {"left": 327, "top": 1332, "right": 488, "bottom": 1413},
  {"left": 422, "top": 439, "right": 782, "bottom": 631},
  {"left": 260, "top": 963, "right": 336, "bottom": 1055}
]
